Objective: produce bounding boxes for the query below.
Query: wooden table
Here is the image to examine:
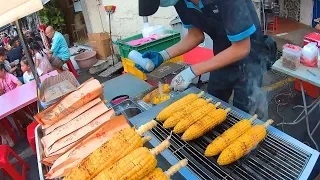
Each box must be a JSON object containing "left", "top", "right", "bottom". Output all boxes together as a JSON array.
[{"left": 0, "top": 70, "right": 58, "bottom": 120}]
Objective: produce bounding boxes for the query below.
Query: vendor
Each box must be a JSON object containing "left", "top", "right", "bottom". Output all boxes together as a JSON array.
[{"left": 138, "top": 0, "right": 273, "bottom": 113}]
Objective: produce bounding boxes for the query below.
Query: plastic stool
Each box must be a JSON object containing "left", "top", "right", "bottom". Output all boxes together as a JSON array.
[
  {"left": 26, "top": 121, "right": 38, "bottom": 154},
  {"left": 66, "top": 60, "right": 79, "bottom": 78},
  {"left": 0, "top": 118, "right": 18, "bottom": 144},
  {"left": 0, "top": 145, "right": 29, "bottom": 180}
]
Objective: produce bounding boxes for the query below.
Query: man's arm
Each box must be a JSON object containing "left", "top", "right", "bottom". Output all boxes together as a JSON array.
[
  {"left": 192, "top": 37, "right": 251, "bottom": 75},
  {"left": 166, "top": 27, "right": 204, "bottom": 58}
]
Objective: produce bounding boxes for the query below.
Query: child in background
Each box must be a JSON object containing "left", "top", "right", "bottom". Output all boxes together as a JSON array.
[
  {"left": 29, "top": 42, "right": 53, "bottom": 74},
  {"left": 21, "top": 57, "right": 43, "bottom": 83}
]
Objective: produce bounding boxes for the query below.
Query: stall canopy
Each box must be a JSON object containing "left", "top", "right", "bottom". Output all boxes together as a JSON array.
[
  {"left": 0, "top": 0, "right": 43, "bottom": 27},
  {"left": 42, "top": 0, "right": 50, "bottom": 5}
]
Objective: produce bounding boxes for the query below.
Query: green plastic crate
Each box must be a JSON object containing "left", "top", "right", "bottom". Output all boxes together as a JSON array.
[{"left": 117, "top": 30, "right": 181, "bottom": 58}]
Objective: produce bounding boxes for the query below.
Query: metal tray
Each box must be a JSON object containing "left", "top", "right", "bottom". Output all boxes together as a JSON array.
[
  {"left": 128, "top": 87, "right": 320, "bottom": 180},
  {"left": 35, "top": 125, "right": 61, "bottom": 180}
]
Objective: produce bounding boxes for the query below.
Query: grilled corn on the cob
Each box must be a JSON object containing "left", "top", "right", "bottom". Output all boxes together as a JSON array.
[
  {"left": 64, "top": 120, "right": 157, "bottom": 180},
  {"left": 173, "top": 102, "right": 219, "bottom": 134},
  {"left": 217, "top": 120, "right": 273, "bottom": 165},
  {"left": 156, "top": 91, "right": 204, "bottom": 121},
  {"left": 141, "top": 159, "right": 188, "bottom": 180},
  {"left": 205, "top": 114, "right": 258, "bottom": 157},
  {"left": 94, "top": 139, "right": 170, "bottom": 180},
  {"left": 143, "top": 84, "right": 171, "bottom": 103},
  {"left": 182, "top": 106, "right": 232, "bottom": 141},
  {"left": 163, "top": 98, "right": 212, "bottom": 128},
  {"left": 151, "top": 94, "right": 171, "bottom": 105}
]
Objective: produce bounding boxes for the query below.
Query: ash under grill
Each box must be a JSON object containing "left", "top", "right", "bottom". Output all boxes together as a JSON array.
[{"left": 150, "top": 113, "right": 312, "bottom": 180}]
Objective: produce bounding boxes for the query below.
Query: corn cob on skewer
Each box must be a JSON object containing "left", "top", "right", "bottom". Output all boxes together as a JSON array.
[
  {"left": 173, "top": 102, "right": 219, "bottom": 134},
  {"left": 205, "top": 114, "right": 258, "bottom": 157},
  {"left": 151, "top": 94, "right": 171, "bottom": 105},
  {"left": 143, "top": 84, "right": 171, "bottom": 103},
  {"left": 64, "top": 120, "right": 158, "bottom": 180},
  {"left": 94, "top": 139, "right": 170, "bottom": 180},
  {"left": 156, "top": 91, "right": 205, "bottom": 121},
  {"left": 217, "top": 120, "right": 273, "bottom": 165},
  {"left": 141, "top": 159, "right": 188, "bottom": 180},
  {"left": 163, "top": 98, "right": 213, "bottom": 128},
  {"left": 182, "top": 106, "right": 232, "bottom": 141}
]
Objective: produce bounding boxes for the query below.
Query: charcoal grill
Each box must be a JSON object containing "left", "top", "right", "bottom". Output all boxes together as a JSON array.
[{"left": 130, "top": 87, "right": 319, "bottom": 180}]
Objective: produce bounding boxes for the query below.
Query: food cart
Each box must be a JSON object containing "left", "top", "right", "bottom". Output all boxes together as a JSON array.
[{"left": 35, "top": 73, "right": 319, "bottom": 180}]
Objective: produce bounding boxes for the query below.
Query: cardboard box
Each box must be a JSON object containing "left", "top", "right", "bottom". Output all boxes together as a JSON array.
[{"left": 88, "top": 32, "right": 112, "bottom": 60}]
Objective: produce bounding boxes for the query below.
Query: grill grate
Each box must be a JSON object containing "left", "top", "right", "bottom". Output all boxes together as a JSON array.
[{"left": 150, "top": 113, "right": 312, "bottom": 180}]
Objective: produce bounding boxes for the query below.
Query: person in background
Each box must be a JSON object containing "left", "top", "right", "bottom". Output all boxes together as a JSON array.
[
  {"left": 29, "top": 42, "right": 53, "bottom": 74},
  {"left": 0, "top": 63, "right": 22, "bottom": 95},
  {"left": 0, "top": 62, "right": 25, "bottom": 147},
  {"left": 21, "top": 57, "right": 43, "bottom": 83},
  {"left": 3, "top": 33, "right": 9, "bottom": 47},
  {"left": 7, "top": 36, "right": 23, "bottom": 63},
  {"left": 45, "top": 26, "right": 70, "bottom": 70},
  {"left": 0, "top": 47, "right": 17, "bottom": 74}
]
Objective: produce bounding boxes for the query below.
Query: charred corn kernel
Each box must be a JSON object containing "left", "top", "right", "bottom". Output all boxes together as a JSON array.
[
  {"left": 151, "top": 94, "right": 171, "bottom": 105},
  {"left": 163, "top": 98, "right": 212, "bottom": 129},
  {"left": 64, "top": 120, "right": 157, "bottom": 180},
  {"left": 143, "top": 84, "right": 171, "bottom": 103},
  {"left": 94, "top": 140, "right": 170, "bottom": 180},
  {"left": 157, "top": 92, "right": 204, "bottom": 121},
  {"left": 141, "top": 159, "right": 188, "bottom": 180},
  {"left": 141, "top": 168, "right": 167, "bottom": 180},
  {"left": 217, "top": 120, "right": 273, "bottom": 165},
  {"left": 182, "top": 106, "right": 232, "bottom": 141},
  {"left": 174, "top": 103, "right": 217, "bottom": 134},
  {"left": 205, "top": 115, "right": 258, "bottom": 157}
]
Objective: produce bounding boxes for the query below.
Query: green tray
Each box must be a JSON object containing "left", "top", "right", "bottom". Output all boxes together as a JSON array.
[{"left": 117, "top": 30, "right": 181, "bottom": 58}]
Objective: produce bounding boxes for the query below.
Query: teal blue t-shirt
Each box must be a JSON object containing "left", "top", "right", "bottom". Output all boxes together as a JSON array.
[{"left": 51, "top": 32, "right": 70, "bottom": 61}]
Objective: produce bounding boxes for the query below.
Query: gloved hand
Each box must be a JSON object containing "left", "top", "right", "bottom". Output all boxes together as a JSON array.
[
  {"left": 170, "top": 67, "right": 197, "bottom": 91},
  {"left": 135, "top": 50, "right": 171, "bottom": 73}
]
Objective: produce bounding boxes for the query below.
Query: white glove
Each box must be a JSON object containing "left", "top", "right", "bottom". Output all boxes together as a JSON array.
[{"left": 170, "top": 67, "right": 197, "bottom": 91}]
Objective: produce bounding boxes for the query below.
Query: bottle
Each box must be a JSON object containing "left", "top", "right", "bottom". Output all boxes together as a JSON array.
[{"left": 128, "top": 50, "right": 155, "bottom": 72}]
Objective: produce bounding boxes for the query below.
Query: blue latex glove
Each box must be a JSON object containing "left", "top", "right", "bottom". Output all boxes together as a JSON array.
[
  {"left": 135, "top": 50, "right": 170, "bottom": 73},
  {"left": 170, "top": 67, "right": 197, "bottom": 91}
]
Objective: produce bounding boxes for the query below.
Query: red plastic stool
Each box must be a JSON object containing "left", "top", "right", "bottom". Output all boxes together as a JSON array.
[
  {"left": 0, "top": 118, "right": 19, "bottom": 144},
  {"left": 0, "top": 145, "right": 29, "bottom": 180},
  {"left": 66, "top": 60, "right": 79, "bottom": 78},
  {"left": 26, "top": 121, "right": 39, "bottom": 155}
]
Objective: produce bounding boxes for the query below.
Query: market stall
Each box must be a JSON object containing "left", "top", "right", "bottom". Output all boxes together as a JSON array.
[{"left": 34, "top": 71, "right": 319, "bottom": 180}]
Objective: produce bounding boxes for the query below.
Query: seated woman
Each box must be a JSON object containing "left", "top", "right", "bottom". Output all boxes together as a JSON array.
[
  {"left": 0, "top": 63, "right": 22, "bottom": 94},
  {"left": 29, "top": 42, "right": 53, "bottom": 74},
  {"left": 0, "top": 63, "right": 29, "bottom": 147},
  {"left": 21, "top": 57, "right": 43, "bottom": 83}
]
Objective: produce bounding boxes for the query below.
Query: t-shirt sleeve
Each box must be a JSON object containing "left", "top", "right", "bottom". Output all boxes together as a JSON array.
[
  {"left": 174, "top": 1, "right": 195, "bottom": 29},
  {"left": 221, "top": 0, "right": 256, "bottom": 42},
  {"left": 8, "top": 73, "right": 19, "bottom": 84},
  {"left": 36, "top": 53, "right": 42, "bottom": 60}
]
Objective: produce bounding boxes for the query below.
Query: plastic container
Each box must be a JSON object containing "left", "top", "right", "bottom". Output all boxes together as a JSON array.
[
  {"left": 142, "top": 25, "right": 167, "bottom": 38},
  {"left": 282, "top": 44, "right": 302, "bottom": 70},
  {"left": 128, "top": 50, "right": 155, "bottom": 72},
  {"left": 117, "top": 30, "right": 180, "bottom": 58},
  {"left": 74, "top": 51, "right": 98, "bottom": 68},
  {"left": 122, "top": 55, "right": 184, "bottom": 80},
  {"left": 301, "top": 42, "right": 318, "bottom": 67}
]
